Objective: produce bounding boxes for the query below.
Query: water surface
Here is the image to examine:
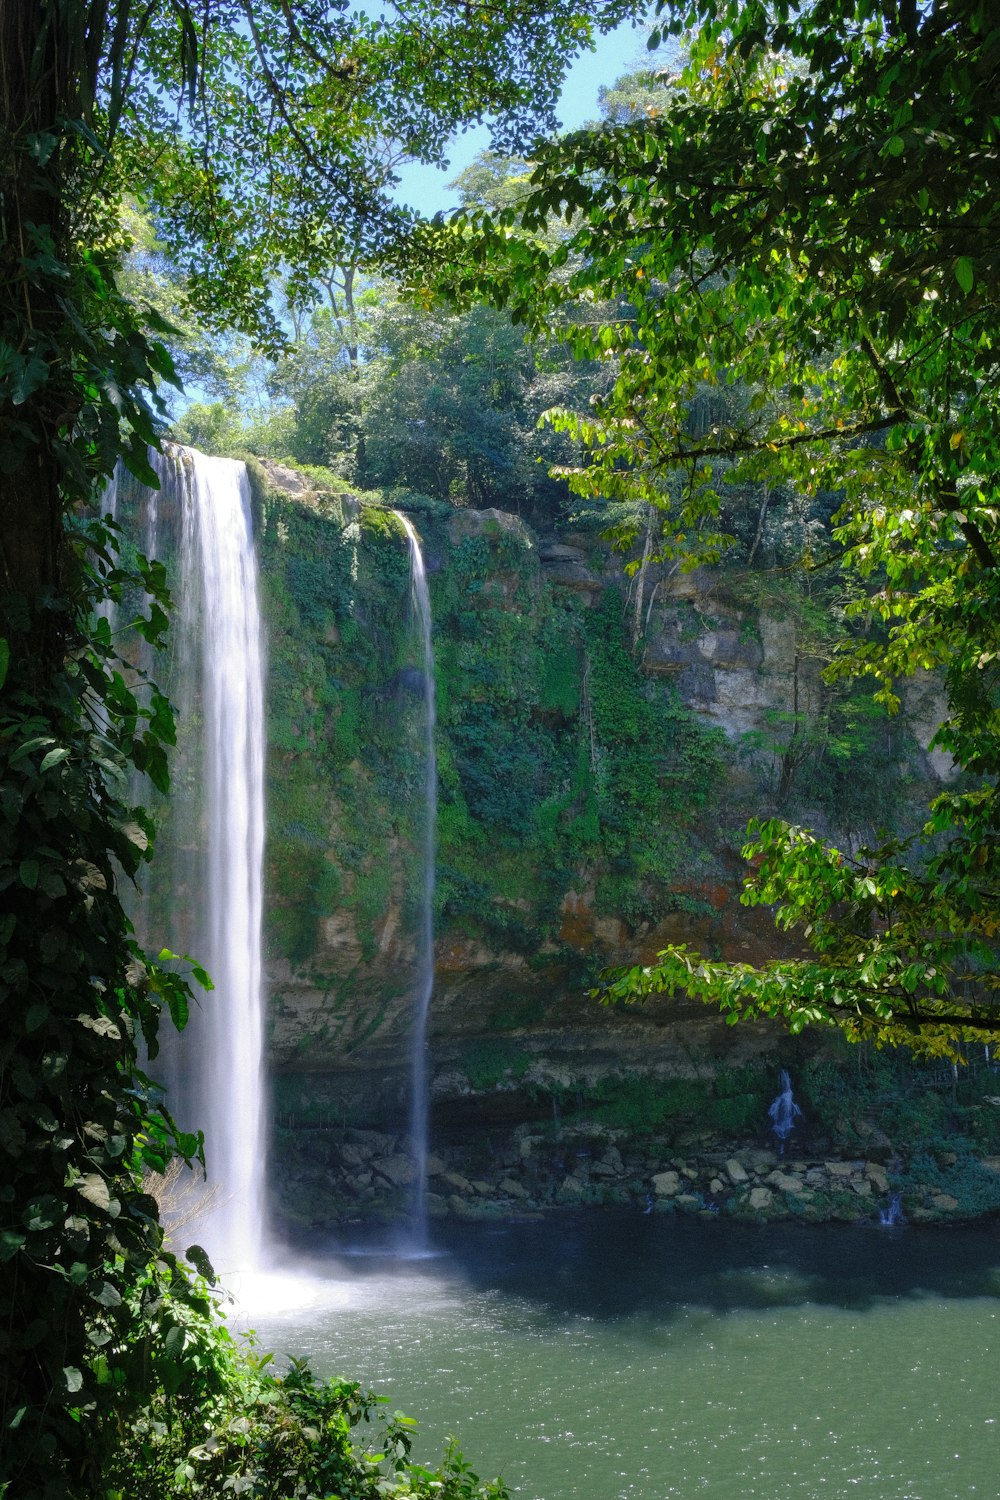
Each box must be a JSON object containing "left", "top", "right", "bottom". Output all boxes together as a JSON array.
[{"left": 238, "top": 1214, "right": 1000, "bottom": 1499}]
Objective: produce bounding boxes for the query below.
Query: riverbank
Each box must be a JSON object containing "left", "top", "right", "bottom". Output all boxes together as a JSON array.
[{"left": 270, "top": 1116, "right": 1000, "bottom": 1231}]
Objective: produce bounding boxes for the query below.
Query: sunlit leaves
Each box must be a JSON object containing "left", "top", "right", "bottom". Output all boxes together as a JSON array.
[{"left": 412, "top": 0, "right": 1000, "bottom": 1052}]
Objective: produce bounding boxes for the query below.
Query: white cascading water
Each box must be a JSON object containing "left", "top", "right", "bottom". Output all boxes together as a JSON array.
[
  {"left": 395, "top": 513, "right": 437, "bottom": 1243},
  {"left": 152, "top": 447, "right": 267, "bottom": 1273}
]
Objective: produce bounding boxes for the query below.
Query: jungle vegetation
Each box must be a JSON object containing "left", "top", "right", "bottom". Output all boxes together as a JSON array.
[{"left": 1, "top": 0, "right": 998, "bottom": 1494}]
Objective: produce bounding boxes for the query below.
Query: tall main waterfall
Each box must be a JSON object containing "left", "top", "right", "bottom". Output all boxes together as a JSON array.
[
  {"left": 140, "top": 448, "right": 267, "bottom": 1272},
  {"left": 396, "top": 513, "right": 437, "bottom": 1241}
]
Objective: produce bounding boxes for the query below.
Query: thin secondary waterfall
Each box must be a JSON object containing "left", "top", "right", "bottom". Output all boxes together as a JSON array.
[
  {"left": 396, "top": 512, "right": 437, "bottom": 1242},
  {"left": 147, "top": 447, "right": 267, "bottom": 1272}
]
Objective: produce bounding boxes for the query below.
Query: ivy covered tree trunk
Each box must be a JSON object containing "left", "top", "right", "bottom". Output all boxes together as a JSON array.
[
  {"left": 0, "top": 8, "right": 189, "bottom": 1493},
  {"left": 0, "top": 0, "right": 70, "bottom": 668}
]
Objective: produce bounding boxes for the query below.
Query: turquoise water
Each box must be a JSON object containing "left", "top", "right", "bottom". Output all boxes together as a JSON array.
[{"left": 240, "top": 1216, "right": 1000, "bottom": 1499}]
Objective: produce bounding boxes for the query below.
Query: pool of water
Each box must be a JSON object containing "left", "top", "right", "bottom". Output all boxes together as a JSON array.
[{"left": 232, "top": 1214, "right": 1000, "bottom": 1499}]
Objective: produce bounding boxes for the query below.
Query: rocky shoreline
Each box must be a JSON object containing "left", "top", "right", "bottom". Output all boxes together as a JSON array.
[{"left": 271, "top": 1119, "right": 1000, "bottom": 1231}]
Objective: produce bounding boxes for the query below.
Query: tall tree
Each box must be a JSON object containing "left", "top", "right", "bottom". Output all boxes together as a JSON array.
[{"left": 404, "top": 0, "right": 1000, "bottom": 1051}]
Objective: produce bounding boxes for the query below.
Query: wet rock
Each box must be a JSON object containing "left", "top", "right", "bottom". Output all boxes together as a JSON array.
[
  {"left": 931, "top": 1192, "right": 959, "bottom": 1211},
  {"left": 557, "top": 1175, "right": 586, "bottom": 1202},
  {"left": 347, "top": 1129, "right": 396, "bottom": 1157},
  {"left": 440, "top": 1170, "right": 473, "bottom": 1195},
  {"left": 748, "top": 1186, "right": 774, "bottom": 1211},
  {"left": 865, "top": 1163, "right": 889, "bottom": 1192},
  {"left": 498, "top": 1177, "right": 529, "bottom": 1199},
  {"left": 373, "top": 1154, "right": 416, "bottom": 1187},
  {"left": 766, "top": 1170, "right": 805, "bottom": 1194},
  {"left": 725, "top": 1158, "right": 749, "bottom": 1185},
  {"left": 651, "top": 1170, "right": 681, "bottom": 1197}
]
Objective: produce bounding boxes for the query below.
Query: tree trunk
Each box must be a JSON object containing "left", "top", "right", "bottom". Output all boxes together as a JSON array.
[{"left": 0, "top": 0, "right": 68, "bottom": 670}]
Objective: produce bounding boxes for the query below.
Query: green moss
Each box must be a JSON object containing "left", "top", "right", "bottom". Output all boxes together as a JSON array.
[{"left": 461, "top": 1039, "right": 532, "bottom": 1090}]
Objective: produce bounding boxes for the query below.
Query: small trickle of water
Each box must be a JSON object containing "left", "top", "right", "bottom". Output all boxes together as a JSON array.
[
  {"left": 879, "top": 1193, "right": 905, "bottom": 1228},
  {"left": 395, "top": 512, "right": 437, "bottom": 1246},
  {"left": 768, "top": 1069, "right": 802, "bottom": 1152}
]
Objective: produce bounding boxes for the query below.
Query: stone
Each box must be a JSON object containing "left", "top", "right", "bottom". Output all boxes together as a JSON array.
[
  {"left": 709, "top": 1177, "right": 726, "bottom": 1195},
  {"left": 440, "top": 1171, "right": 473, "bottom": 1195},
  {"left": 675, "top": 1194, "right": 701, "bottom": 1209},
  {"left": 556, "top": 1175, "right": 585, "bottom": 1201},
  {"left": 425, "top": 1153, "right": 447, "bottom": 1177},
  {"left": 865, "top": 1163, "right": 889, "bottom": 1192},
  {"left": 470, "top": 1179, "right": 493, "bottom": 1196},
  {"left": 931, "top": 1193, "right": 959, "bottom": 1211},
  {"left": 746, "top": 1150, "right": 777, "bottom": 1173},
  {"left": 373, "top": 1154, "right": 416, "bottom": 1187},
  {"left": 339, "top": 1144, "right": 367, "bottom": 1169},
  {"left": 851, "top": 1179, "right": 872, "bottom": 1197},
  {"left": 825, "top": 1160, "right": 855, "bottom": 1178},
  {"left": 748, "top": 1186, "right": 774, "bottom": 1211},
  {"left": 651, "top": 1170, "right": 681, "bottom": 1197},
  {"left": 766, "top": 1170, "right": 805, "bottom": 1194},
  {"left": 346, "top": 1129, "right": 396, "bottom": 1156},
  {"left": 725, "top": 1158, "right": 749, "bottom": 1185}
]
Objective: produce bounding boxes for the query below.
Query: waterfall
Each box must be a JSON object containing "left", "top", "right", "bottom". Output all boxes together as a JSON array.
[
  {"left": 138, "top": 447, "right": 267, "bottom": 1273},
  {"left": 395, "top": 512, "right": 437, "bottom": 1242},
  {"left": 767, "top": 1069, "right": 802, "bottom": 1155}
]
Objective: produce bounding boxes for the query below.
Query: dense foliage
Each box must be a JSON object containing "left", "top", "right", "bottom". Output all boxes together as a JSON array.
[{"left": 403, "top": 0, "right": 1000, "bottom": 1053}]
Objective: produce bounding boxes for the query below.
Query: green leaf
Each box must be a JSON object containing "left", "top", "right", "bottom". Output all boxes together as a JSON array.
[
  {"left": 61, "top": 1366, "right": 84, "bottom": 1394},
  {"left": 184, "top": 1243, "right": 217, "bottom": 1284},
  {"left": 0, "top": 637, "right": 8, "bottom": 691},
  {"left": 955, "top": 257, "right": 974, "bottom": 295},
  {"left": 76, "top": 1174, "right": 111, "bottom": 1211},
  {"left": 19, "top": 859, "right": 39, "bottom": 890},
  {"left": 39, "top": 746, "right": 70, "bottom": 772},
  {"left": 90, "top": 1281, "right": 122, "bottom": 1308},
  {"left": 0, "top": 1229, "right": 25, "bottom": 1262},
  {"left": 10, "top": 354, "right": 50, "bottom": 405}
]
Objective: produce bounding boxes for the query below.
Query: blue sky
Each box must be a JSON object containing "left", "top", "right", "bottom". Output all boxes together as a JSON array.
[{"left": 392, "top": 10, "right": 655, "bottom": 216}]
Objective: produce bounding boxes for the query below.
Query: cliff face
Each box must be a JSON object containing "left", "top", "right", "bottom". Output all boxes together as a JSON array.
[{"left": 251, "top": 461, "right": 947, "bottom": 1139}]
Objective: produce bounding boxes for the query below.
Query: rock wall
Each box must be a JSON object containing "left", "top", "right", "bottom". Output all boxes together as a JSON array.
[{"left": 249, "top": 462, "right": 962, "bottom": 1189}]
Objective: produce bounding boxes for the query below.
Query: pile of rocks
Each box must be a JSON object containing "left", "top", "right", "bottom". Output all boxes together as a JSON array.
[
  {"left": 647, "top": 1149, "right": 894, "bottom": 1220},
  {"left": 272, "top": 1121, "right": 951, "bottom": 1228}
]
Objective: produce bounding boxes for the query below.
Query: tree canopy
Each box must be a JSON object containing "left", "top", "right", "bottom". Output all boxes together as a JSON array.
[{"left": 402, "top": 0, "right": 1000, "bottom": 1053}]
